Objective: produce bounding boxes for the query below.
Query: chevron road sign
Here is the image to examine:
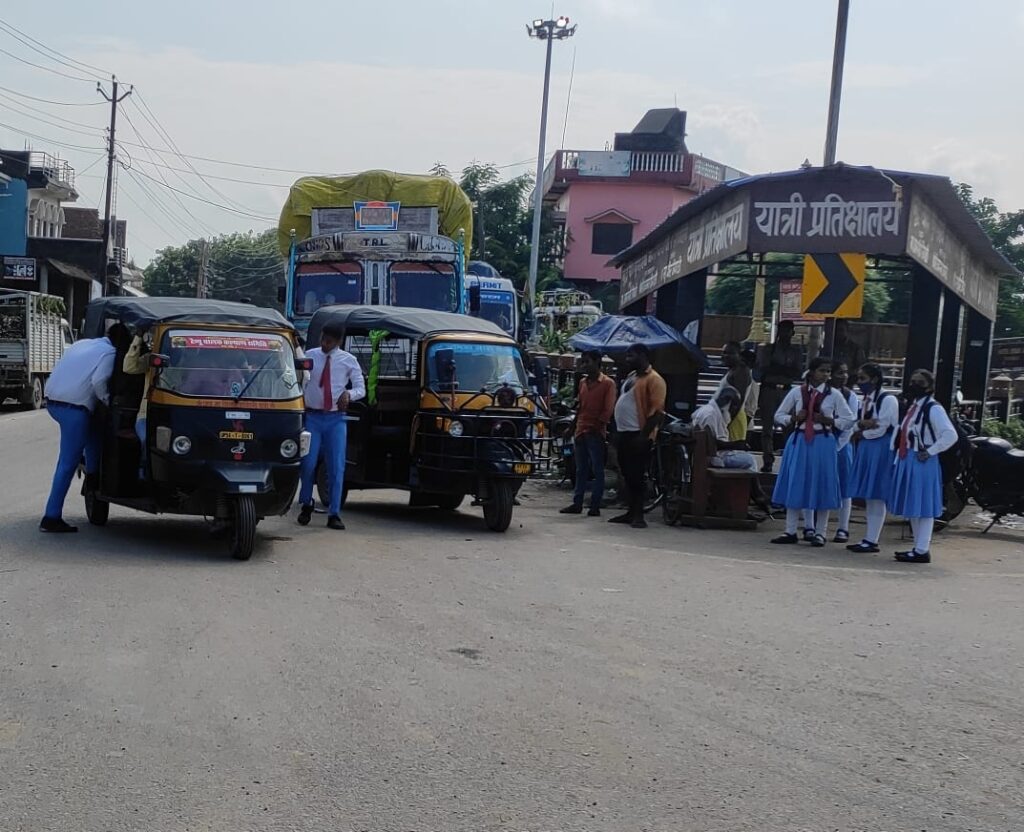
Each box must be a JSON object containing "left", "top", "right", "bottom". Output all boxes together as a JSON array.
[{"left": 801, "top": 252, "right": 866, "bottom": 318}]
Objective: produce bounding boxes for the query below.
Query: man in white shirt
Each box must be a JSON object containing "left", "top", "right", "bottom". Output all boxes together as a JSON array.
[
  {"left": 296, "top": 322, "right": 366, "bottom": 530},
  {"left": 40, "top": 328, "right": 119, "bottom": 533}
]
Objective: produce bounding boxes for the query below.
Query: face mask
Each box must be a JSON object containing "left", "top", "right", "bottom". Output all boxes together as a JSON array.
[
  {"left": 858, "top": 382, "right": 874, "bottom": 395},
  {"left": 908, "top": 383, "right": 929, "bottom": 399}
]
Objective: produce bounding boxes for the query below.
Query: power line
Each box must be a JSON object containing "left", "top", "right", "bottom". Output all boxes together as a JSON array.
[
  {"left": 0, "top": 18, "right": 110, "bottom": 79},
  {"left": 0, "top": 45, "right": 97, "bottom": 83},
  {"left": 118, "top": 178, "right": 186, "bottom": 243},
  {"left": 122, "top": 167, "right": 207, "bottom": 240},
  {"left": 0, "top": 83, "right": 105, "bottom": 106},
  {"left": 128, "top": 165, "right": 277, "bottom": 222},
  {"left": 0, "top": 118, "right": 105, "bottom": 152},
  {"left": 119, "top": 153, "right": 294, "bottom": 187},
  {"left": 0, "top": 92, "right": 104, "bottom": 136}
]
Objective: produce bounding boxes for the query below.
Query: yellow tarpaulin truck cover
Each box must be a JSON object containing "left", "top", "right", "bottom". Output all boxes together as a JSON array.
[{"left": 277, "top": 170, "right": 473, "bottom": 257}]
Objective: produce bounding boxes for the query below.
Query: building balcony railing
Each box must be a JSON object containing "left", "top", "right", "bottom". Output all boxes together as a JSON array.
[
  {"left": 29, "top": 151, "right": 75, "bottom": 191},
  {"left": 541, "top": 148, "right": 728, "bottom": 201}
]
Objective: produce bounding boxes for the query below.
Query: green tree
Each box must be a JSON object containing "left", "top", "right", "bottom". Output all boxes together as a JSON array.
[
  {"left": 144, "top": 230, "right": 285, "bottom": 309},
  {"left": 955, "top": 183, "right": 1024, "bottom": 336}
]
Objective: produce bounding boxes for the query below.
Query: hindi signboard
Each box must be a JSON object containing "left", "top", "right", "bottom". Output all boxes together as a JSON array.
[
  {"left": 2, "top": 256, "right": 35, "bottom": 281},
  {"left": 577, "top": 151, "right": 631, "bottom": 178}
]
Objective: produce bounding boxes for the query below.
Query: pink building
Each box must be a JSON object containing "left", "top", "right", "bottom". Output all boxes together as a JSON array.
[{"left": 541, "top": 109, "right": 742, "bottom": 293}]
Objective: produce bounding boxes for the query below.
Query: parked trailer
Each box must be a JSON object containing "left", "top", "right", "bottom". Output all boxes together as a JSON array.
[{"left": 0, "top": 290, "right": 73, "bottom": 408}]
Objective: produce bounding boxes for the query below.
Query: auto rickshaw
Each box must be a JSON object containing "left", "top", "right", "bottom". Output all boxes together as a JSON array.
[
  {"left": 80, "top": 297, "right": 310, "bottom": 560},
  {"left": 305, "top": 305, "right": 550, "bottom": 531}
]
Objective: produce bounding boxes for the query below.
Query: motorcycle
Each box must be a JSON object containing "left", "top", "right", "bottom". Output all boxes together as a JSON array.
[{"left": 550, "top": 401, "right": 577, "bottom": 485}]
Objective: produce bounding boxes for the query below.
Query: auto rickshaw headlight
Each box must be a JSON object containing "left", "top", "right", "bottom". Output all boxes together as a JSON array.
[
  {"left": 299, "top": 430, "right": 311, "bottom": 458},
  {"left": 448, "top": 420, "right": 465, "bottom": 437},
  {"left": 280, "top": 439, "right": 299, "bottom": 459},
  {"left": 172, "top": 435, "right": 192, "bottom": 455}
]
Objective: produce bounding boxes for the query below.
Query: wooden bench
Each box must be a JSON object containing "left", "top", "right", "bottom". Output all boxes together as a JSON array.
[{"left": 666, "top": 427, "right": 759, "bottom": 530}]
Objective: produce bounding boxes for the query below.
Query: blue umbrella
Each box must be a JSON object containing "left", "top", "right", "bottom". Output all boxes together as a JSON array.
[{"left": 568, "top": 315, "right": 708, "bottom": 371}]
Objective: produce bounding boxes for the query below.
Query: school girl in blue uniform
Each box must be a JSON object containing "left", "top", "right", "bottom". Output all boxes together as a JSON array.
[
  {"left": 770, "top": 357, "right": 855, "bottom": 547},
  {"left": 886, "top": 369, "right": 957, "bottom": 563},
  {"left": 828, "top": 361, "right": 860, "bottom": 543},
  {"left": 845, "top": 363, "right": 899, "bottom": 553}
]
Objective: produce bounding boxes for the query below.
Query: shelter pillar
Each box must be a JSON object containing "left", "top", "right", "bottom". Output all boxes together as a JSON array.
[
  {"left": 903, "top": 266, "right": 942, "bottom": 390},
  {"left": 961, "top": 306, "right": 994, "bottom": 404},
  {"left": 654, "top": 270, "right": 707, "bottom": 417},
  {"left": 934, "top": 289, "right": 962, "bottom": 408}
]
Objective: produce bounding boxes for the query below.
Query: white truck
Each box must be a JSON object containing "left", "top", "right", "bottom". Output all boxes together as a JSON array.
[{"left": 0, "top": 290, "right": 73, "bottom": 409}]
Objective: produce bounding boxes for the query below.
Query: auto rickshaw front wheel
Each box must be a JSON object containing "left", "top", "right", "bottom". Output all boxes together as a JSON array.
[
  {"left": 230, "top": 496, "right": 257, "bottom": 561},
  {"left": 482, "top": 481, "right": 515, "bottom": 532},
  {"left": 84, "top": 487, "right": 109, "bottom": 526}
]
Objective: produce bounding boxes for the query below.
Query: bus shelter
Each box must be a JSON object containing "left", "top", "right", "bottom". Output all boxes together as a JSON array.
[{"left": 612, "top": 164, "right": 1020, "bottom": 415}]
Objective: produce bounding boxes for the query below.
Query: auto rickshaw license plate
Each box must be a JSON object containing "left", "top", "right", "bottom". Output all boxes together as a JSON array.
[
  {"left": 513, "top": 463, "right": 532, "bottom": 475},
  {"left": 219, "top": 430, "right": 255, "bottom": 440}
]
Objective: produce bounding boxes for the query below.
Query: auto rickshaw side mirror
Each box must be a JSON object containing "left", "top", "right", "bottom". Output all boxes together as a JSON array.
[
  {"left": 296, "top": 357, "right": 313, "bottom": 372},
  {"left": 149, "top": 353, "right": 170, "bottom": 369},
  {"left": 277, "top": 285, "right": 286, "bottom": 304},
  {"left": 468, "top": 283, "right": 481, "bottom": 314},
  {"left": 434, "top": 348, "right": 456, "bottom": 389}
]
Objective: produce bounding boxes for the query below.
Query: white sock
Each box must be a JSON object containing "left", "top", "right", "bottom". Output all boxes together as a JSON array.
[
  {"left": 803, "top": 508, "right": 815, "bottom": 531},
  {"left": 815, "top": 510, "right": 831, "bottom": 537},
  {"left": 786, "top": 508, "right": 800, "bottom": 535},
  {"left": 914, "top": 517, "right": 934, "bottom": 554},
  {"left": 865, "top": 500, "right": 886, "bottom": 544},
  {"left": 837, "top": 498, "right": 852, "bottom": 533}
]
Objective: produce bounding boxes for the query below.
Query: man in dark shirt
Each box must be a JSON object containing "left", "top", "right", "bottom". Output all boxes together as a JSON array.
[
  {"left": 831, "top": 319, "right": 866, "bottom": 375},
  {"left": 560, "top": 350, "right": 615, "bottom": 517},
  {"left": 755, "top": 320, "right": 803, "bottom": 472}
]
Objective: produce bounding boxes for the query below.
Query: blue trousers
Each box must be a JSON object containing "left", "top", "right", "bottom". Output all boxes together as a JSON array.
[
  {"left": 45, "top": 404, "right": 100, "bottom": 520},
  {"left": 572, "top": 432, "right": 606, "bottom": 509},
  {"left": 299, "top": 411, "right": 348, "bottom": 516}
]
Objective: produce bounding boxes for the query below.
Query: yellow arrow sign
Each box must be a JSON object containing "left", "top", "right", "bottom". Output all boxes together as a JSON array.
[{"left": 801, "top": 253, "right": 866, "bottom": 318}]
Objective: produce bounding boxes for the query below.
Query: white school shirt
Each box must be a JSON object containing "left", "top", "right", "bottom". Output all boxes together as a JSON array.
[
  {"left": 774, "top": 383, "right": 856, "bottom": 433},
  {"left": 301, "top": 346, "right": 366, "bottom": 411},
  {"left": 890, "top": 396, "right": 957, "bottom": 457},
  {"left": 858, "top": 389, "right": 900, "bottom": 441},
  {"left": 835, "top": 389, "right": 860, "bottom": 450},
  {"left": 44, "top": 336, "right": 116, "bottom": 412}
]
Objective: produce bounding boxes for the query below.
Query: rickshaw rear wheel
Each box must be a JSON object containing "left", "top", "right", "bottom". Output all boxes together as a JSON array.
[
  {"left": 436, "top": 493, "right": 465, "bottom": 511},
  {"left": 230, "top": 496, "right": 257, "bottom": 561},
  {"left": 483, "top": 481, "right": 515, "bottom": 532},
  {"left": 85, "top": 488, "right": 109, "bottom": 526}
]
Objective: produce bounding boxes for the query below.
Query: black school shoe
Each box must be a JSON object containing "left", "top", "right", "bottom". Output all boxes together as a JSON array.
[
  {"left": 895, "top": 550, "right": 930, "bottom": 564},
  {"left": 40, "top": 516, "right": 77, "bottom": 533},
  {"left": 847, "top": 540, "right": 880, "bottom": 553},
  {"left": 327, "top": 515, "right": 345, "bottom": 530},
  {"left": 803, "top": 528, "right": 816, "bottom": 542},
  {"left": 297, "top": 503, "right": 313, "bottom": 526},
  {"left": 608, "top": 513, "right": 633, "bottom": 524},
  {"left": 771, "top": 532, "right": 799, "bottom": 545},
  {"left": 810, "top": 533, "right": 826, "bottom": 547},
  {"left": 587, "top": 507, "right": 601, "bottom": 517},
  {"left": 559, "top": 504, "right": 583, "bottom": 514}
]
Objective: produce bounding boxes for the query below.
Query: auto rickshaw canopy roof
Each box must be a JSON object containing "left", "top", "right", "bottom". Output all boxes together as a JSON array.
[
  {"left": 84, "top": 296, "right": 293, "bottom": 337},
  {"left": 307, "top": 304, "right": 510, "bottom": 345}
]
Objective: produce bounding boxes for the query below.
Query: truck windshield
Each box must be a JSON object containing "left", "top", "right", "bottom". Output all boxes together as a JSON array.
[
  {"left": 391, "top": 264, "right": 455, "bottom": 312},
  {"left": 426, "top": 342, "right": 527, "bottom": 393},
  {"left": 478, "top": 290, "right": 515, "bottom": 336},
  {"left": 155, "top": 330, "right": 301, "bottom": 401},
  {"left": 294, "top": 268, "right": 363, "bottom": 315}
]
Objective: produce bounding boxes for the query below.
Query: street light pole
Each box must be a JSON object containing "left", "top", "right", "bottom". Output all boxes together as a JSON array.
[
  {"left": 823, "top": 0, "right": 850, "bottom": 166},
  {"left": 525, "top": 16, "right": 577, "bottom": 340}
]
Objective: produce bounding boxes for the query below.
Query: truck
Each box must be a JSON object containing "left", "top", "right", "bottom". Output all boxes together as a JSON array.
[
  {"left": 465, "top": 261, "right": 519, "bottom": 339},
  {"left": 277, "top": 170, "right": 474, "bottom": 340},
  {"left": 533, "top": 288, "right": 604, "bottom": 344},
  {"left": 0, "top": 289, "right": 74, "bottom": 409}
]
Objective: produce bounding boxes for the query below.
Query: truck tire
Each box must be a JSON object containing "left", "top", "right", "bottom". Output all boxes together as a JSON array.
[{"left": 23, "top": 376, "right": 44, "bottom": 410}]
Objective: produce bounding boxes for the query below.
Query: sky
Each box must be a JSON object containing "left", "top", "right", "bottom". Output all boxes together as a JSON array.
[{"left": 1, "top": 0, "right": 1021, "bottom": 266}]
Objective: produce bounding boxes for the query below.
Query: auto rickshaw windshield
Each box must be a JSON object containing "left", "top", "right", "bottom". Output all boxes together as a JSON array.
[
  {"left": 426, "top": 341, "right": 527, "bottom": 392},
  {"left": 154, "top": 329, "right": 301, "bottom": 400}
]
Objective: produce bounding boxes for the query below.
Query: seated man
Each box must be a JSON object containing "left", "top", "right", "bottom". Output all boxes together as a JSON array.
[{"left": 691, "top": 386, "right": 772, "bottom": 513}]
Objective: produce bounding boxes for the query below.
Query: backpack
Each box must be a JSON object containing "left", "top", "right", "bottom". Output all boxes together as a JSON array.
[{"left": 920, "top": 399, "right": 972, "bottom": 485}]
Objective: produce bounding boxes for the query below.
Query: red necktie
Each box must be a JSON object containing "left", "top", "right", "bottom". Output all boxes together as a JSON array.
[
  {"left": 320, "top": 354, "right": 333, "bottom": 411},
  {"left": 804, "top": 389, "right": 819, "bottom": 443},
  {"left": 897, "top": 403, "right": 917, "bottom": 459}
]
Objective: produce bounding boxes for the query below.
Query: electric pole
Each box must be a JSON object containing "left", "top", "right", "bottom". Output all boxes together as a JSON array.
[
  {"left": 196, "top": 239, "right": 210, "bottom": 298},
  {"left": 823, "top": 0, "right": 850, "bottom": 166},
  {"left": 97, "top": 76, "right": 133, "bottom": 296}
]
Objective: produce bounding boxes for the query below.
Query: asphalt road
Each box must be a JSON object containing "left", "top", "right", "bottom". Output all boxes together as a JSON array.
[{"left": 2, "top": 407, "right": 1023, "bottom": 831}]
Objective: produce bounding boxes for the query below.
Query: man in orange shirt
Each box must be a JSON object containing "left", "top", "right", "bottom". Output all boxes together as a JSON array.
[
  {"left": 560, "top": 350, "right": 615, "bottom": 517},
  {"left": 609, "top": 343, "right": 666, "bottom": 529}
]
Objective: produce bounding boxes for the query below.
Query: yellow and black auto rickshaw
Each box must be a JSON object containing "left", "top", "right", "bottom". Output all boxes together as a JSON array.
[
  {"left": 306, "top": 305, "right": 549, "bottom": 531},
  {"left": 81, "top": 297, "right": 310, "bottom": 559}
]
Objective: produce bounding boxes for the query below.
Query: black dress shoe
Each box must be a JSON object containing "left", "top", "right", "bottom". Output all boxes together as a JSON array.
[
  {"left": 559, "top": 504, "right": 583, "bottom": 514},
  {"left": 895, "top": 550, "right": 930, "bottom": 563},
  {"left": 771, "top": 532, "right": 799, "bottom": 544},
  {"left": 630, "top": 518, "right": 648, "bottom": 529},
  {"left": 327, "top": 515, "right": 346, "bottom": 530},
  {"left": 846, "top": 541, "right": 880, "bottom": 553},
  {"left": 803, "top": 528, "right": 816, "bottom": 542},
  {"left": 40, "top": 516, "right": 77, "bottom": 533},
  {"left": 608, "top": 513, "right": 633, "bottom": 524},
  {"left": 587, "top": 507, "right": 601, "bottom": 517},
  {"left": 810, "top": 533, "right": 826, "bottom": 548},
  {"left": 297, "top": 503, "right": 313, "bottom": 526}
]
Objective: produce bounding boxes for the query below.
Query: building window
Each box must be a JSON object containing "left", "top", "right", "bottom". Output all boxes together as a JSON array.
[{"left": 591, "top": 222, "right": 633, "bottom": 255}]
